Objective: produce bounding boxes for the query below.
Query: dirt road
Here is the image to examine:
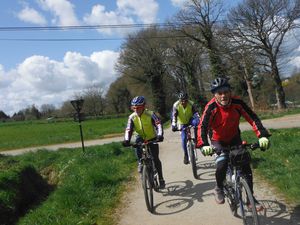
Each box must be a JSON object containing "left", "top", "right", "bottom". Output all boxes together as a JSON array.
[
  {"left": 116, "top": 114, "right": 300, "bottom": 225},
  {"left": 2, "top": 114, "right": 300, "bottom": 225}
]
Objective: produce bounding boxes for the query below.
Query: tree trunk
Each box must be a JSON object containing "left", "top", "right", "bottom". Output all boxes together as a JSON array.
[{"left": 271, "top": 63, "right": 287, "bottom": 109}]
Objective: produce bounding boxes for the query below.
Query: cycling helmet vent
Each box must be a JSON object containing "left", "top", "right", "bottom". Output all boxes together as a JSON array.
[
  {"left": 131, "top": 96, "right": 146, "bottom": 106},
  {"left": 210, "top": 77, "right": 231, "bottom": 93},
  {"left": 178, "top": 92, "right": 188, "bottom": 100}
]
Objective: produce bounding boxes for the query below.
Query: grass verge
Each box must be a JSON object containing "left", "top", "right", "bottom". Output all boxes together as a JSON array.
[
  {"left": 0, "top": 142, "right": 136, "bottom": 225},
  {"left": 242, "top": 128, "right": 300, "bottom": 206}
]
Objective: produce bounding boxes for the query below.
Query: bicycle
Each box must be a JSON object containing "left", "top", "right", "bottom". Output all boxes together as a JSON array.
[
  {"left": 132, "top": 140, "right": 160, "bottom": 213},
  {"left": 213, "top": 142, "right": 262, "bottom": 225},
  {"left": 176, "top": 126, "right": 198, "bottom": 179}
]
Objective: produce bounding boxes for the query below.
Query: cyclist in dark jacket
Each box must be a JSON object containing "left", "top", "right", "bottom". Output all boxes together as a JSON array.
[
  {"left": 171, "top": 92, "right": 200, "bottom": 164},
  {"left": 196, "top": 77, "right": 270, "bottom": 210},
  {"left": 122, "top": 96, "right": 165, "bottom": 188}
]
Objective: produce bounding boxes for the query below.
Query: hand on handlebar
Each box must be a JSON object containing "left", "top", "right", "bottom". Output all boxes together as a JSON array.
[
  {"left": 172, "top": 125, "right": 178, "bottom": 132},
  {"left": 201, "top": 146, "right": 213, "bottom": 156},
  {"left": 156, "top": 135, "right": 164, "bottom": 142},
  {"left": 258, "top": 137, "right": 270, "bottom": 151},
  {"left": 122, "top": 140, "right": 131, "bottom": 147}
]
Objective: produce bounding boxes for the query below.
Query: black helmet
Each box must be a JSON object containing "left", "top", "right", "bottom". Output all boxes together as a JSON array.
[
  {"left": 210, "top": 77, "right": 231, "bottom": 93},
  {"left": 131, "top": 96, "right": 146, "bottom": 106},
  {"left": 178, "top": 92, "right": 188, "bottom": 100}
]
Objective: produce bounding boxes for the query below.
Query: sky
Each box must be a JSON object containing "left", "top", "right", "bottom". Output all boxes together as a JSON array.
[{"left": 0, "top": 0, "right": 300, "bottom": 116}]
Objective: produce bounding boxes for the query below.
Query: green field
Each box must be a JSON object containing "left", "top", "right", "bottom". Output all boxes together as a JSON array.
[{"left": 0, "top": 117, "right": 127, "bottom": 151}]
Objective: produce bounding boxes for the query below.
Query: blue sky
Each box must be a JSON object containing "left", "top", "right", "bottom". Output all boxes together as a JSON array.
[{"left": 0, "top": 0, "right": 299, "bottom": 116}]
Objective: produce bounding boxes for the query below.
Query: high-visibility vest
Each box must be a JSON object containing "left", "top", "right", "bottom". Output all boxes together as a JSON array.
[
  {"left": 176, "top": 100, "right": 194, "bottom": 124},
  {"left": 132, "top": 109, "right": 156, "bottom": 140}
]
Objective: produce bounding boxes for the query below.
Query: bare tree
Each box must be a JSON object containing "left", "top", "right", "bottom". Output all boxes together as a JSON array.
[
  {"left": 117, "top": 27, "right": 168, "bottom": 119},
  {"left": 228, "top": 0, "right": 300, "bottom": 109},
  {"left": 40, "top": 104, "right": 56, "bottom": 118},
  {"left": 81, "top": 85, "right": 105, "bottom": 116},
  {"left": 175, "top": 0, "right": 228, "bottom": 77},
  {"left": 165, "top": 30, "right": 208, "bottom": 110}
]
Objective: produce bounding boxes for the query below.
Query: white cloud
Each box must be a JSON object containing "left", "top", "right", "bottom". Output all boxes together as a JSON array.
[
  {"left": 83, "top": 4, "right": 134, "bottom": 35},
  {"left": 0, "top": 51, "right": 119, "bottom": 116},
  {"left": 117, "top": 0, "right": 159, "bottom": 23},
  {"left": 38, "top": 0, "right": 80, "bottom": 26},
  {"left": 170, "top": 0, "right": 188, "bottom": 7},
  {"left": 17, "top": 7, "right": 47, "bottom": 25}
]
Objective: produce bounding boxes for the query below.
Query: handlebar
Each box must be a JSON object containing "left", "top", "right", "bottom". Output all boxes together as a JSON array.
[
  {"left": 125, "top": 139, "right": 162, "bottom": 148},
  {"left": 173, "top": 125, "right": 193, "bottom": 132},
  {"left": 209, "top": 142, "right": 261, "bottom": 156}
]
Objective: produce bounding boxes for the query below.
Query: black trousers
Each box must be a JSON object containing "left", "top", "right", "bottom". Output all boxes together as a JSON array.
[
  {"left": 135, "top": 136, "right": 164, "bottom": 180},
  {"left": 211, "top": 135, "right": 254, "bottom": 193}
]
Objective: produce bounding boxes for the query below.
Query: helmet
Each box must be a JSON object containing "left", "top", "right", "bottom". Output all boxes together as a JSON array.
[
  {"left": 131, "top": 96, "right": 146, "bottom": 106},
  {"left": 178, "top": 92, "right": 188, "bottom": 100},
  {"left": 210, "top": 77, "right": 231, "bottom": 93}
]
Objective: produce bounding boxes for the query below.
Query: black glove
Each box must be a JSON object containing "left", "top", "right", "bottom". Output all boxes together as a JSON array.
[
  {"left": 122, "top": 140, "right": 130, "bottom": 147},
  {"left": 156, "top": 135, "right": 164, "bottom": 142},
  {"left": 172, "top": 126, "right": 178, "bottom": 132}
]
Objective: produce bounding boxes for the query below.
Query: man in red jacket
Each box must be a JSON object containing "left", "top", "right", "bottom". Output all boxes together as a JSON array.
[{"left": 196, "top": 77, "right": 270, "bottom": 211}]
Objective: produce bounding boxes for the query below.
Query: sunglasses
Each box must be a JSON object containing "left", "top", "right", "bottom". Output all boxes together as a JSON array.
[{"left": 132, "top": 105, "right": 145, "bottom": 110}]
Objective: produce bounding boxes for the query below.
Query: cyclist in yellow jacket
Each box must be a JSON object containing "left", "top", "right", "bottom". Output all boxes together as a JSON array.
[
  {"left": 171, "top": 92, "right": 200, "bottom": 164},
  {"left": 122, "top": 96, "right": 165, "bottom": 188}
]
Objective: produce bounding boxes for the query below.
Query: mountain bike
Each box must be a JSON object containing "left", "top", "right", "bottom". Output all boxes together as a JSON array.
[
  {"left": 176, "top": 126, "right": 198, "bottom": 179},
  {"left": 132, "top": 140, "right": 160, "bottom": 213},
  {"left": 214, "top": 142, "right": 261, "bottom": 225}
]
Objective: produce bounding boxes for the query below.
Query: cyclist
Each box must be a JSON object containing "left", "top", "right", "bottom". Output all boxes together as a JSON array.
[
  {"left": 122, "top": 96, "right": 165, "bottom": 189},
  {"left": 171, "top": 92, "right": 200, "bottom": 164},
  {"left": 196, "top": 77, "right": 270, "bottom": 211}
]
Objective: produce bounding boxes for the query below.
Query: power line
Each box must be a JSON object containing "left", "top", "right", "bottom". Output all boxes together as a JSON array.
[
  {"left": 0, "top": 23, "right": 183, "bottom": 32},
  {"left": 0, "top": 35, "right": 189, "bottom": 42}
]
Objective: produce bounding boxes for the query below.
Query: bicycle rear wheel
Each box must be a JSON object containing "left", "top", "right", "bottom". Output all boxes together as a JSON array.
[
  {"left": 187, "top": 140, "right": 198, "bottom": 179},
  {"left": 142, "top": 165, "right": 154, "bottom": 213},
  {"left": 238, "top": 177, "right": 260, "bottom": 225}
]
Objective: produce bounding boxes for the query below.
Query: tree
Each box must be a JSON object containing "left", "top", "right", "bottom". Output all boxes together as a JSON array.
[
  {"left": 106, "top": 76, "right": 132, "bottom": 114},
  {"left": 81, "top": 85, "right": 105, "bottom": 116},
  {"left": 117, "top": 27, "right": 168, "bottom": 119},
  {"left": 175, "top": 0, "right": 228, "bottom": 77},
  {"left": 165, "top": 30, "right": 208, "bottom": 110},
  {"left": 228, "top": 0, "right": 300, "bottom": 109},
  {"left": 0, "top": 111, "right": 10, "bottom": 121},
  {"left": 40, "top": 104, "right": 56, "bottom": 118}
]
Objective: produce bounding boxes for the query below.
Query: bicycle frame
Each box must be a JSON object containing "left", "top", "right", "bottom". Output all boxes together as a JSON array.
[
  {"left": 182, "top": 125, "right": 198, "bottom": 179},
  {"left": 135, "top": 141, "right": 159, "bottom": 213},
  {"left": 221, "top": 143, "right": 260, "bottom": 225}
]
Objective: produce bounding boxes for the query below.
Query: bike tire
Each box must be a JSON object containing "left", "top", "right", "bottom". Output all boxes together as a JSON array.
[
  {"left": 238, "top": 177, "right": 260, "bottom": 225},
  {"left": 224, "top": 183, "right": 238, "bottom": 216},
  {"left": 187, "top": 140, "right": 198, "bottom": 179},
  {"left": 142, "top": 165, "right": 154, "bottom": 213}
]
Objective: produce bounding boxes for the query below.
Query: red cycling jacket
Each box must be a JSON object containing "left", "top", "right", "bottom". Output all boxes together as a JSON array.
[{"left": 197, "top": 96, "right": 270, "bottom": 147}]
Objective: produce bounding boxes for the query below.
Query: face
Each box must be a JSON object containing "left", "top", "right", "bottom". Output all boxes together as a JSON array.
[
  {"left": 214, "top": 90, "right": 231, "bottom": 106},
  {"left": 132, "top": 105, "right": 145, "bottom": 116},
  {"left": 180, "top": 99, "right": 188, "bottom": 107}
]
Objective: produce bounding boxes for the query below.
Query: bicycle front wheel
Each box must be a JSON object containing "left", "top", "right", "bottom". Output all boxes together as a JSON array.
[
  {"left": 142, "top": 165, "right": 154, "bottom": 213},
  {"left": 187, "top": 140, "right": 198, "bottom": 179},
  {"left": 238, "top": 177, "right": 260, "bottom": 225}
]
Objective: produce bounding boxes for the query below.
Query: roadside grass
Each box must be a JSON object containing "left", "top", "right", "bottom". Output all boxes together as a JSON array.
[
  {"left": 0, "top": 117, "right": 127, "bottom": 151},
  {"left": 242, "top": 128, "right": 300, "bottom": 205},
  {"left": 256, "top": 108, "right": 300, "bottom": 120},
  {"left": 0, "top": 143, "right": 136, "bottom": 225}
]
